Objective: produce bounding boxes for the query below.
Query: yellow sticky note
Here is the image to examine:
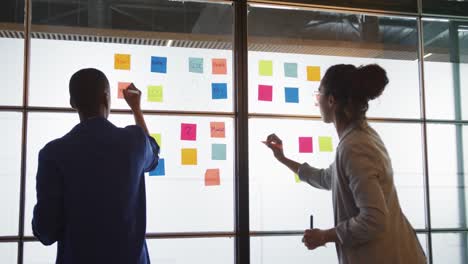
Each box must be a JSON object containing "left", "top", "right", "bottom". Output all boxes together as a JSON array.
[
  {"left": 150, "top": 133, "right": 161, "bottom": 148},
  {"left": 294, "top": 173, "right": 301, "bottom": 183},
  {"left": 148, "top": 85, "right": 163, "bottom": 102},
  {"left": 319, "top": 136, "right": 333, "bottom": 152},
  {"left": 181, "top": 148, "right": 197, "bottom": 165},
  {"left": 114, "top": 54, "right": 131, "bottom": 70},
  {"left": 307, "top": 66, "right": 321, "bottom": 81},
  {"left": 259, "top": 60, "right": 273, "bottom": 76}
]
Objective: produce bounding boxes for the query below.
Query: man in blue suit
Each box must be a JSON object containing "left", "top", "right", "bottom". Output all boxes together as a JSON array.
[{"left": 32, "top": 68, "right": 159, "bottom": 263}]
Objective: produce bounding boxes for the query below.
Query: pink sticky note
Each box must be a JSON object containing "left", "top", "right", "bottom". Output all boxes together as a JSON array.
[
  {"left": 210, "top": 122, "right": 225, "bottom": 138},
  {"left": 181, "top": 123, "right": 197, "bottom": 141},
  {"left": 299, "top": 137, "right": 313, "bottom": 153},
  {"left": 118, "top": 82, "right": 131, "bottom": 99},
  {"left": 212, "top": 58, "right": 227, "bottom": 75},
  {"left": 205, "top": 169, "right": 220, "bottom": 186},
  {"left": 258, "top": 85, "right": 273, "bottom": 101}
]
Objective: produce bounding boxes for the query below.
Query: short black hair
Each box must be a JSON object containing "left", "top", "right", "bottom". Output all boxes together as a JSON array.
[{"left": 69, "top": 68, "right": 109, "bottom": 112}]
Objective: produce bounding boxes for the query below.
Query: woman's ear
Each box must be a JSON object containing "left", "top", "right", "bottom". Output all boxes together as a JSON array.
[{"left": 328, "top": 94, "right": 336, "bottom": 108}]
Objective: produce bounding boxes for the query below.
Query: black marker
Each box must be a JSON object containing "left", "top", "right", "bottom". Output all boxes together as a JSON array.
[{"left": 310, "top": 214, "right": 314, "bottom": 229}]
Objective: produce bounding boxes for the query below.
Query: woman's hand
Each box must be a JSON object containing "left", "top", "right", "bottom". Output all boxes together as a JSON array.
[
  {"left": 302, "top": 229, "right": 328, "bottom": 250},
  {"left": 264, "top": 133, "right": 285, "bottom": 161}
]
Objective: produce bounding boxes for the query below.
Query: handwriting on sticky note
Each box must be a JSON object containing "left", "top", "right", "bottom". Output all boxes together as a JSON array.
[
  {"left": 118, "top": 82, "right": 131, "bottom": 99},
  {"left": 212, "top": 58, "right": 227, "bottom": 75},
  {"left": 284, "top": 63, "right": 298, "bottom": 78},
  {"left": 189, "top": 57, "right": 204, "bottom": 73},
  {"left": 212, "top": 83, "right": 228, "bottom": 99},
  {"left": 319, "top": 136, "right": 333, "bottom": 152},
  {"left": 181, "top": 148, "right": 197, "bottom": 165},
  {"left": 115, "top": 54, "right": 131, "bottom": 70},
  {"left": 205, "top": 169, "right": 220, "bottom": 186},
  {"left": 148, "top": 85, "right": 163, "bottom": 102},
  {"left": 149, "top": 158, "right": 165, "bottom": 176},
  {"left": 299, "top": 137, "right": 313, "bottom": 153},
  {"left": 307, "top": 66, "right": 321, "bottom": 81},
  {"left": 181, "top": 123, "right": 197, "bottom": 141},
  {"left": 150, "top": 133, "right": 161, "bottom": 148},
  {"left": 258, "top": 85, "right": 273, "bottom": 101},
  {"left": 212, "top": 144, "right": 226, "bottom": 160},
  {"left": 210, "top": 122, "right": 225, "bottom": 138},
  {"left": 151, "top": 56, "right": 167, "bottom": 73}
]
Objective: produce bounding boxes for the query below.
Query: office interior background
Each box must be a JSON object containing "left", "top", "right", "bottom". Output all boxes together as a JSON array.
[{"left": 0, "top": 0, "right": 467, "bottom": 263}]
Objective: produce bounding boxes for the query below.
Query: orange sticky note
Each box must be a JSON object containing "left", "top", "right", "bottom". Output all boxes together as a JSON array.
[
  {"left": 212, "top": 58, "right": 227, "bottom": 75},
  {"left": 205, "top": 169, "right": 220, "bottom": 186},
  {"left": 210, "top": 122, "right": 225, "bottom": 138},
  {"left": 115, "top": 54, "right": 131, "bottom": 70},
  {"left": 307, "top": 66, "right": 321, "bottom": 81},
  {"left": 181, "top": 148, "right": 197, "bottom": 165},
  {"left": 118, "top": 82, "right": 131, "bottom": 99}
]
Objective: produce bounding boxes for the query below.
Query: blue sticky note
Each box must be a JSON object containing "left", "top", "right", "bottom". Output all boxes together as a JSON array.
[
  {"left": 151, "top": 56, "right": 167, "bottom": 73},
  {"left": 212, "top": 144, "right": 226, "bottom": 160},
  {"left": 285, "top": 87, "right": 299, "bottom": 103},
  {"left": 149, "top": 158, "right": 165, "bottom": 176},
  {"left": 212, "top": 83, "right": 228, "bottom": 99},
  {"left": 284, "top": 63, "right": 298, "bottom": 78},
  {"left": 189, "top": 57, "right": 204, "bottom": 73}
]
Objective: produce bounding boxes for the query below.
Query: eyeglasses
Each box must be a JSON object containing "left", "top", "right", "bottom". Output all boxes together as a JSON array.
[{"left": 313, "top": 90, "right": 322, "bottom": 107}]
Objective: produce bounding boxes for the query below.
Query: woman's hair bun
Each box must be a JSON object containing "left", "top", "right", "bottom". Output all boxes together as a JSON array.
[{"left": 356, "top": 64, "right": 389, "bottom": 101}]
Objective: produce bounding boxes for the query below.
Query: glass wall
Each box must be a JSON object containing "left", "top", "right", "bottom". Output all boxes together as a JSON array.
[{"left": 0, "top": 0, "right": 467, "bottom": 263}]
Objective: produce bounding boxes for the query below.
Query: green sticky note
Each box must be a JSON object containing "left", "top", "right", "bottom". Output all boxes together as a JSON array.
[
  {"left": 150, "top": 133, "right": 161, "bottom": 148},
  {"left": 294, "top": 173, "right": 301, "bottom": 183},
  {"left": 259, "top": 60, "right": 273, "bottom": 76},
  {"left": 148, "top": 85, "right": 163, "bottom": 102},
  {"left": 284, "top": 63, "right": 298, "bottom": 78},
  {"left": 212, "top": 144, "right": 227, "bottom": 160},
  {"left": 319, "top": 136, "right": 333, "bottom": 152}
]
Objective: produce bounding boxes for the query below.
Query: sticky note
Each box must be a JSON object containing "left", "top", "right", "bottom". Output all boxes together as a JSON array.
[
  {"left": 258, "top": 85, "right": 273, "bottom": 101},
  {"left": 212, "top": 144, "right": 227, "bottom": 160},
  {"left": 210, "top": 122, "right": 225, "bottom": 138},
  {"left": 299, "top": 137, "right": 313, "bottom": 153},
  {"left": 181, "top": 148, "right": 197, "bottom": 165},
  {"left": 150, "top": 133, "right": 161, "bottom": 148},
  {"left": 319, "top": 136, "right": 333, "bottom": 152},
  {"left": 212, "top": 58, "right": 227, "bottom": 74},
  {"left": 189, "top": 57, "right": 204, "bottom": 73},
  {"left": 294, "top": 173, "right": 301, "bottom": 183},
  {"left": 149, "top": 158, "right": 165, "bottom": 176},
  {"left": 118, "top": 82, "right": 131, "bottom": 99},
  {"left": 307, "top": 66, "right": 321, "bottom": 81},
  {"left": 148, "top": 85, "right": 163, "bottom": 102},
  {"left": 181, "top": 123, "right": 197, "bottom": 141},
  {"left": 284, "top": 63, "right": 298, "bottom": 78},
  {"left": 205, "top": 169, "right": 220, "bottom": 186},
  {"left": 212, "top": 83, "right": 228, "bottom": 99},
  {"left": 259, "top": 60, "right": 273, "bottom": 76},
  {"left": 151, "top": 56, "right": 167, "bottom": 73},
  {"left": 114, "top": 54, "right": 131, "bottom": 70},
  {"left": 285, "top": 87, "right": 299, "bottom": 103}
]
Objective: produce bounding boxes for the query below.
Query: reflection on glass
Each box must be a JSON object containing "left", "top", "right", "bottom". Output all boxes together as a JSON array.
[
  {"left": 0, "top": 242, "right": 17, "bottom": 264},
  {"left": 29, "top": 0, "right": 233, "bottom": 112},
  {"left": 427, "top": 124, "right": 468, "bottom": 228},
  {"left": 251, "top": 235, "right": 337, "bottom": 264},
  {"left": 0, "top": 0, "right": 25, "bottom": 106},
  {"left": 0, "top": 112, "right": 22, "bottom": 236},
  {"left": 248, "top": 5, "right": 420, "bottom": 118},
  {"left": 432, "top": 232, "right": 468, "bottom": 264},
  {"left": 423, "top": 19, "right": 468, "bottom": 120}
]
